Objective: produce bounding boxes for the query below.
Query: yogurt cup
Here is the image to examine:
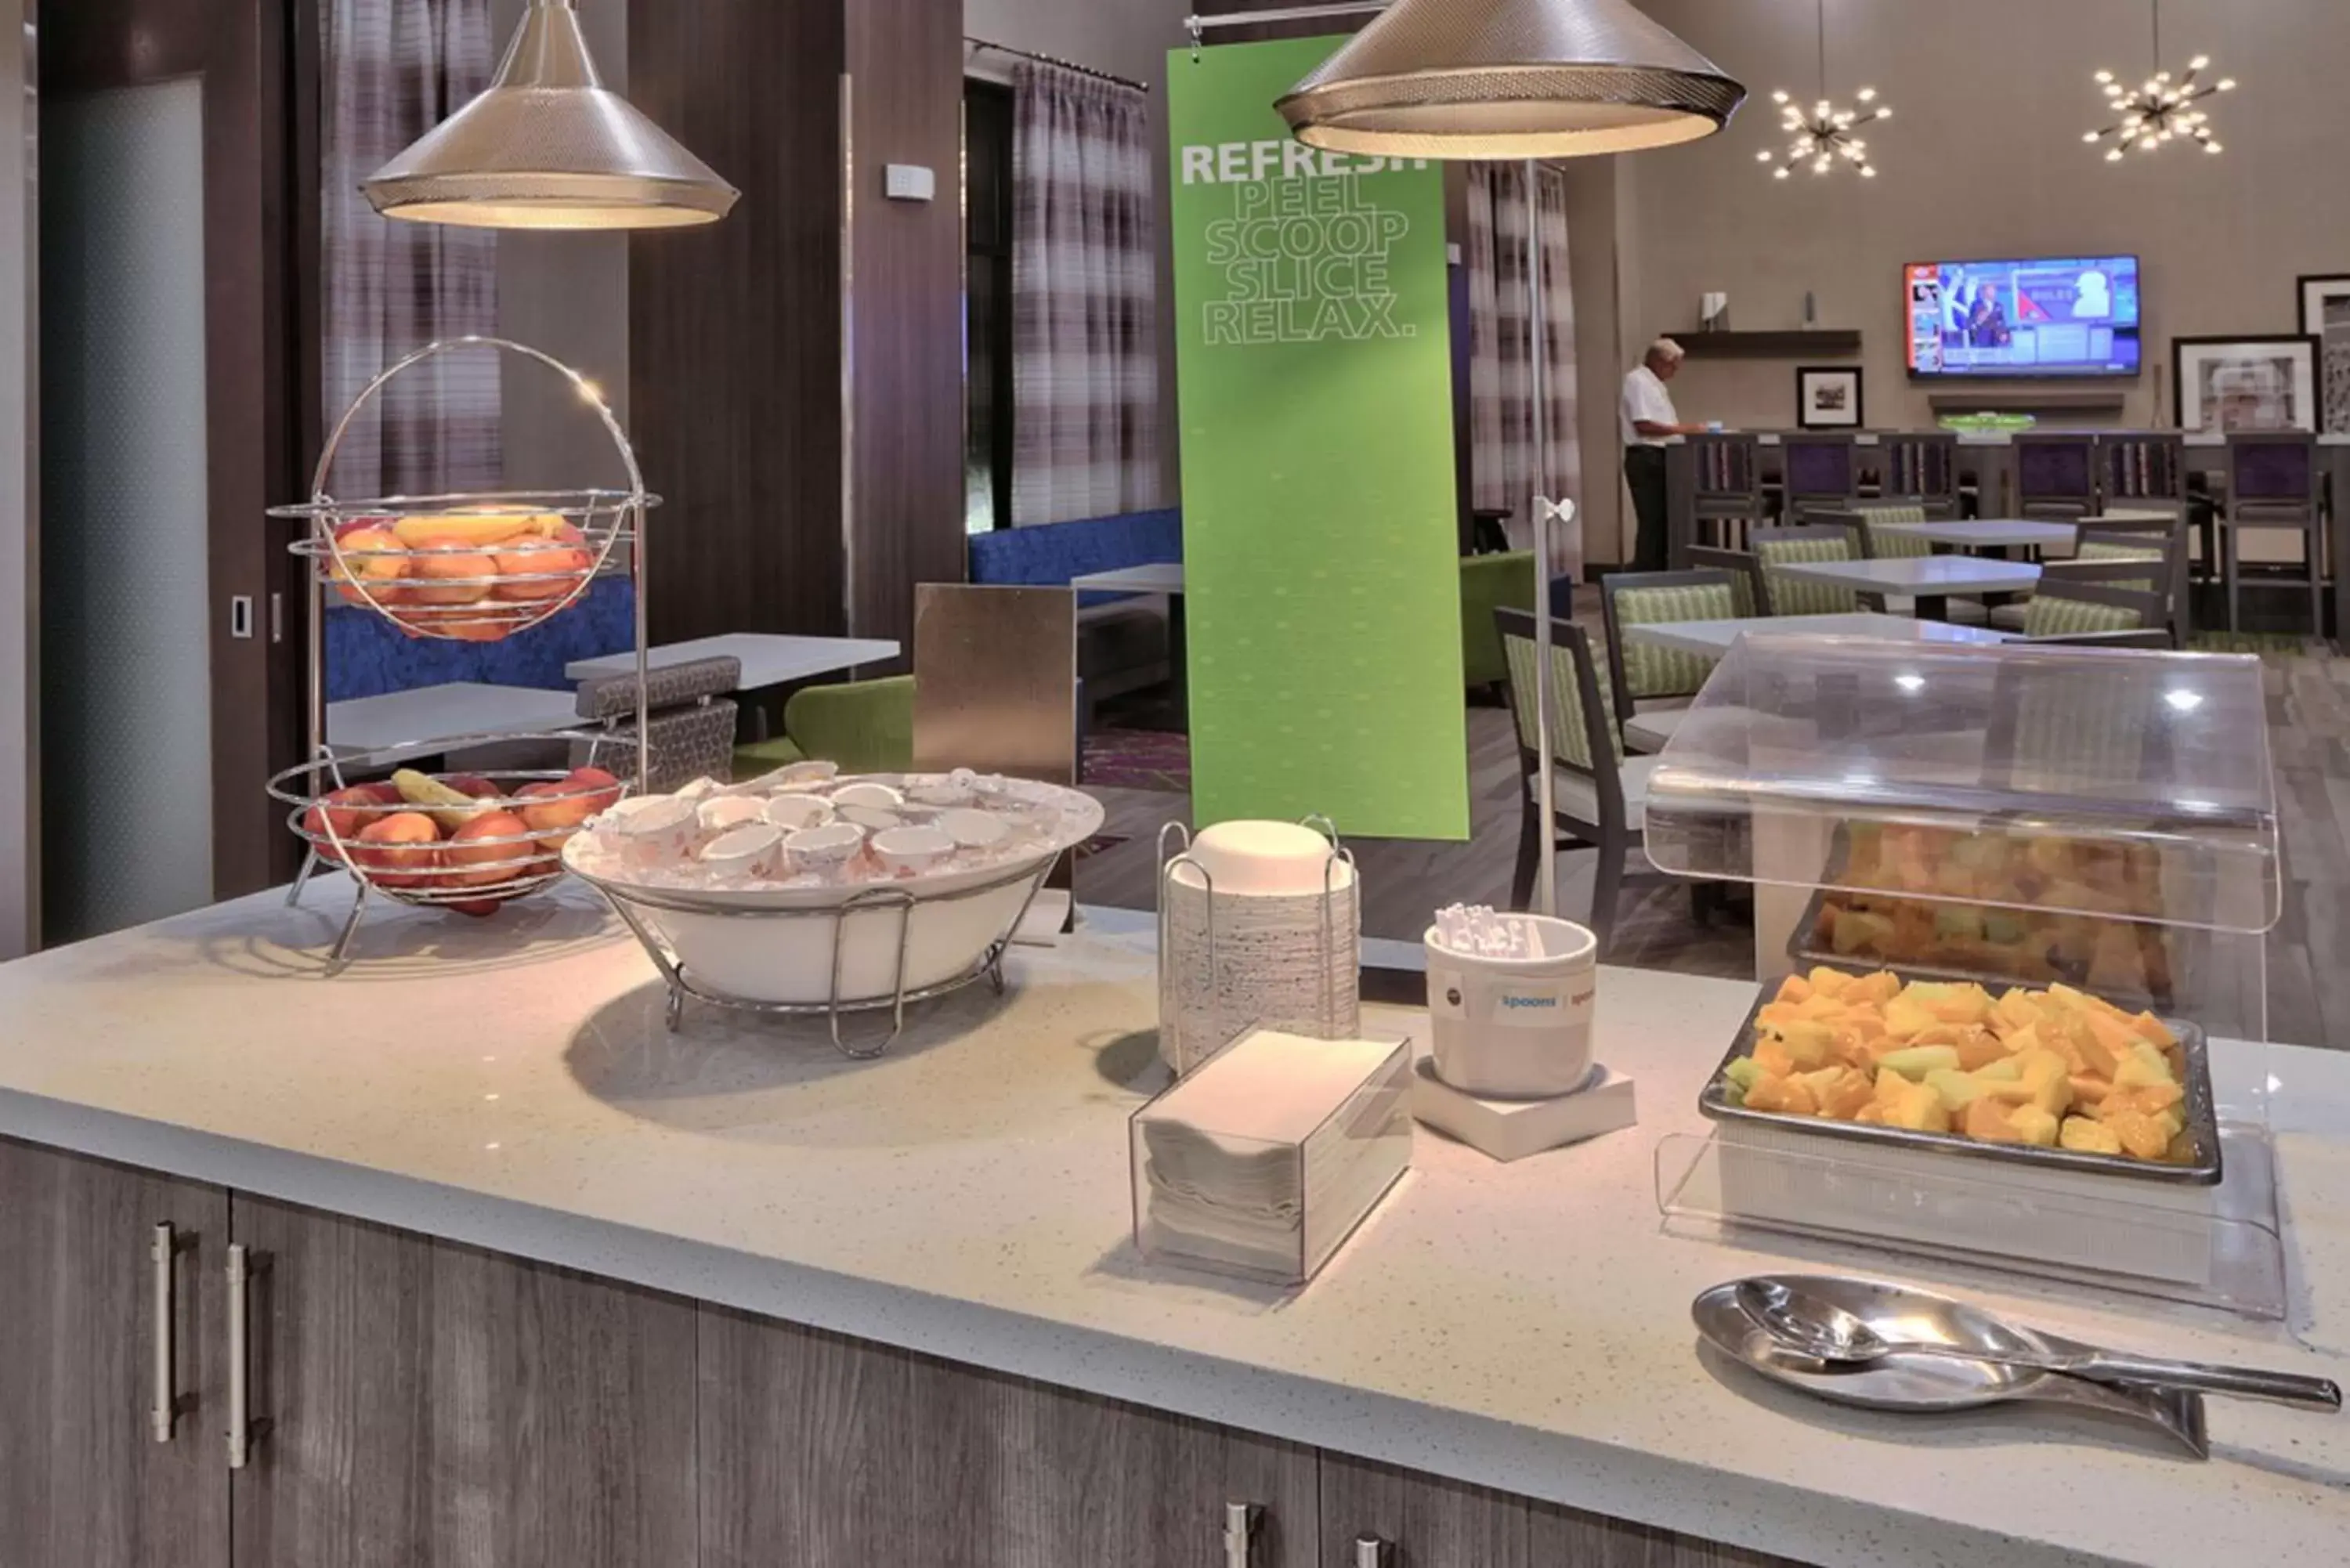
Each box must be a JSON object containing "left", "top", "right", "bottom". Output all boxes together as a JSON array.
[
  {"left": 830, "top": 781, "right": 905, "bottom": 811},
  {"left": 936, "top": 807, "right": 1010, "bottom": 850},
  {"left": 613, "top": 797, "right": 700, "bottom": 873},
  {"left": 761, "top": 793, "right": 835, "bottom": 833},
  {"left": 700, "top": 823, "right": 784, "bottom": 880},
  {"left": 785, "top": 822, "right": 866, "bottom": 873},
  {"left": 872, "top": 825, "right": 954, "bottom": 877},
  {"left": 697, "top": 796, "right": 768, "bottom": 835}
]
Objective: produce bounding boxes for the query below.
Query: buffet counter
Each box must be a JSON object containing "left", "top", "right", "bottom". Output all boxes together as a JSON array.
[{"left": 2, "top": 882, "right": 2347, "bottom": 1568}]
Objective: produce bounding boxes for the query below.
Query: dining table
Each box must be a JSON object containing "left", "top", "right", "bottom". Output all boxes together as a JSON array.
[
  {"left": 1620, "top": 611, "right": 2017, "bottom": 658},
  {"left": 1770, "top": 555, "right": 2041, "bottom": 622},
  {"left": 1873, "top": 517, "right": 2077, "bottom": 558}
]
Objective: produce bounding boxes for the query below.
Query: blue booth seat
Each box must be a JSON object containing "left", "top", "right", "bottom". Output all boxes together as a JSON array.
[
  {"left": 966, "top": 509, "right": 1183, "bottom": 718},
  {"left": 324, "top": 575, "right": 638, "bottom": 703}
]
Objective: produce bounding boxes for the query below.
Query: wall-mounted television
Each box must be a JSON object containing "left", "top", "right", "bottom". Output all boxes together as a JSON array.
[{"left": 1905, "top": 255, "right": 2142, "bottom": 378}]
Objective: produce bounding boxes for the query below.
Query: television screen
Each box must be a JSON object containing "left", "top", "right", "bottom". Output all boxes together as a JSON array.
[{"left": 1904, "top": 256, "right": 2142, "bottom": 378}]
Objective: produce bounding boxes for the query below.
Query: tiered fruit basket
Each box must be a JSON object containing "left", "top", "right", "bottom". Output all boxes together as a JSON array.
[{"left": 268, "top": 337, "right": 660, "bottom": 969}]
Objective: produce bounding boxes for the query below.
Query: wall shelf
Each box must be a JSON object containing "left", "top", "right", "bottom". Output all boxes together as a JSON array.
[
  {"left": 1677, "top": 330, "right": 1861, "bottom": 360},
  {"left": 1925, "top": 389, "right": 2131, "bottom": 418}
]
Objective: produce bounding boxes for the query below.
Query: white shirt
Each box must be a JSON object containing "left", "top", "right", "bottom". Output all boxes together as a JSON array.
[{"left": 1621, "top": 364, "right": 1680, "bottom": 446}]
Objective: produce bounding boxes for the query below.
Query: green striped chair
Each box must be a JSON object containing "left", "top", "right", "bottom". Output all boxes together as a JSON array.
[
  {"left": 2018, "top": 566, "right": 2171, "bottom": 647},
  {"left": 1687, "top": 547, "right": 1766, "bottom": 617},
  {"left": 1750, "top": 523, "right": 1867, "bottom": 616},
  {"left": 1600, "top": 570, "right": 1739, "bottom": 754},
  {"left": 1494, "top": 609, "right": 1671, "bottom": 957}
]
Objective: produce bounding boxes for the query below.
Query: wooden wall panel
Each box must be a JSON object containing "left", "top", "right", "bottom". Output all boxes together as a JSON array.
[
  {"left": 844, "top": 0, "right": 968, "bottom": 652},
  {"left": 628, "top": 1, "right": 849, "bottom": 644}
]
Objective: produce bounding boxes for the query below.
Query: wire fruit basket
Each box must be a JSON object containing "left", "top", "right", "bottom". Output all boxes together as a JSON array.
[{"left": 267, "top": 338, "right": 660, "bottom": 969}]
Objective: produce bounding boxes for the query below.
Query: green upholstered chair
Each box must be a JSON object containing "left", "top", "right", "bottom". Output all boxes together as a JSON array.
[
  {"left": 1687, "top": 546, "right": 1767, "bottom": 618},
  {"left": 2018, "top": 566, "right": 2171, "bottom": 647},
  {"left": 1459, "top": 550, "right": 1537, "bottom": 692},
  {"left": 732, "top": 674, "right": 914, "bottom": 778},
  {"left": 1852, "top": 501, "right": 1932, "bottom": 559},
  {"left": 1599, "top": 569, "right": 1738, "bottom": 755},
  {"left": 1494, "top": 608, "right": 1705, "bottom": 957},
  {"left": 1750, "top": 523, "right": 1868, "bottom": 616}
]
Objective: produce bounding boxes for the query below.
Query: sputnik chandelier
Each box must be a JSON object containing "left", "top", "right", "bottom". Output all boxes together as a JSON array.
[
  {"left": 2084, "top": 0, "right": 2234, "bottom": 161},
  {"left": 1757, "top": 0, "right": 1887, "bottom": 181}
]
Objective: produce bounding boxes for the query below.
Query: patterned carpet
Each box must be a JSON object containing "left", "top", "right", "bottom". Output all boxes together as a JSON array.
[{"left": 1083, "top": 728, "right": 1191, "bottom": 793}]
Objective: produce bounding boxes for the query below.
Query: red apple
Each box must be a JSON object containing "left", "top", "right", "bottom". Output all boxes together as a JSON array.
[
  {"left": 444, "top": 774, "right": 503, "bottom": 801},
  {"left": 352, "top": 811, "right": 442, "bottom": 890},
  {"left": 515, "top": 779, "right": 595, "bottom": 851},
  {"left": 327, "top": 524, "right": 411, "bottom": 608},
  {"left": 565, "top": 766, "right": 624, "bottom": 816},
  {"left": 445, "top": 897, "right": 505, "bottom": 919},
  {"left": 443, "top": 811, "right": 542, "bottom": 889},
  {"left": 490, "top": 523, "right": 593, "bottom": 603},
  {"left": 301, "top": 782, "right": 406, "bottom": 862}
]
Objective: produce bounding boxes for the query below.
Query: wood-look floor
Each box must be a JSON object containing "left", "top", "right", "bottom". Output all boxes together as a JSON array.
[{"left": 1075, "top": 616, "right": 2350, "bottom": 1050}]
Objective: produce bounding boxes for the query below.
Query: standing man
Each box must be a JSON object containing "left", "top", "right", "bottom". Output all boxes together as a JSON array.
[{"left": 1621, "top": 338, "right": 1705, "bottom": 573}]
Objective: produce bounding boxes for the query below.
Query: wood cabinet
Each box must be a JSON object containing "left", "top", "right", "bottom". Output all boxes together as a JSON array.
[
  {"left": 1317, "top": 1451, "right": 1808, "bottom": 1568},
  {"left": 697, "top": 1309, "right": 1318, "bottom": 1567},
  {"left": 228, "top": 1197, "right": 700, "bottom": 1568},
  {"left": 0, "top": 1137, "right": 1803, "bottom": 1568},
  {"left": 0, "top": 1137, "right": 229, "bottom": 1568}
]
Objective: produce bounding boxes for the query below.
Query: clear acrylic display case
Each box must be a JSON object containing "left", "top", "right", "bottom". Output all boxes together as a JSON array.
[
  {"left": 1639, "top": 634, "right": 2292, "bottom": 1318},
  {"left": 1130, "top": 1029, "right": 1412, "bottom": 1288}
]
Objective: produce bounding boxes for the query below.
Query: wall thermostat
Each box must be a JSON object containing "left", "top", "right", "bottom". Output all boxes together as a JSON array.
[{"left": 884, "top": 164, "right": 936, "bottom": 203}]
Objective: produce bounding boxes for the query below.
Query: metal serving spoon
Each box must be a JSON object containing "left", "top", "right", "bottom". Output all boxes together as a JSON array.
[{"left": 1735, "top": 1280, "right": 2342, "bottom": 1412}]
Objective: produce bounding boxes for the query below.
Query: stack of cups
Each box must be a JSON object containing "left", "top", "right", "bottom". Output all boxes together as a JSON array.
[{"left": 1422, "top": 912, "right": 1599, "bottom": 1099}]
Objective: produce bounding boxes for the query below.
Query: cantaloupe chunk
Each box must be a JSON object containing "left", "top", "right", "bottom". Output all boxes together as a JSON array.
[
  {"left": 2060, "top": 1116, "right": 2124, "bottom": 1155},
  {"left": 1776, "top": 974, "right": 1813, "bottom": 1006}
]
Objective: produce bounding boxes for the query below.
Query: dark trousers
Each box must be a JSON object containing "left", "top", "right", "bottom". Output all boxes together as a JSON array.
[{"left": 1624, "top": 444, "right": 1669, "bottom": 573}]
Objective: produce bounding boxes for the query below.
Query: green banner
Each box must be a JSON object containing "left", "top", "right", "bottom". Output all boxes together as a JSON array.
[{"left": 1169, "top": 38, "right": 1468, "bottom": 841}]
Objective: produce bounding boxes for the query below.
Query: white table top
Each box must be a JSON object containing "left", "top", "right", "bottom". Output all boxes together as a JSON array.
[
  {"left": 324, "top": 681, "right": 584, "bottom": 757},
  {"left": 1623, "top": 612, "right": 2017, "bottom": 656},
  {"left": 1875, "top": 518, "right": 2077, "bottom": 550},
  {"left": 1070, "top": 562, "right": 1185, "bottom": 595},
  {"left": 565, "top": 633, "right": 898, "bottom": 688},
  {"left": 1773, "top": 555, "right": 2043, "bottom": 594},
  {"left": 0, "top": 891, "right": 2346, "bottom": 1568}
]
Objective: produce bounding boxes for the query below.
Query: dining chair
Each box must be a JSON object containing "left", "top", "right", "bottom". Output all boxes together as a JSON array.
[
  {"left": 1493, "top": 609, "right": 1693, "bottom": 957},
  {"left": 2221, "top": 432, "right": 2325, "bottom": 634},
  {"left": 1812, "top": 502, "right": 1934, "bottom": 560},
  {"left": 1688, "top": 432, "right": 1767, "bottom": 552},
  {"left": 1687, "top": 546, "right": 1768, "bottom": 618},
  {"left": 2099, "top": 432, "right": 2186, "bottom": 510},
  {"left": 2016, "top": 564, "right": 2175, "bottom": 648},
  {"left": 2076, "top": 514, "right": 2190, "bottom": 642},
  {"left": 1749, "top": 522, "right": 1871, "bottom": 616},
  {"left": 2014, "top": 433, "right": 2099, "bottom": 521},
  {"left": 1599, "top": 569, "right": 1740, "bottom": 754},
  {"left": 1778, "top": 434, "right": 1858, "bottom": 515}
]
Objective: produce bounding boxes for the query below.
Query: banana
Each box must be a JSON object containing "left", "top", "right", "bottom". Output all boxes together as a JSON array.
[{"left": 391, "top": 769, "right": 490, "bottom": 834}]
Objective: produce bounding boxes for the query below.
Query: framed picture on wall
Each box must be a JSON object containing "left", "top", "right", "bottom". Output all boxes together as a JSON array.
[
  {"left": 2171, "top": 335, "right": 2322, "bottom": 434},
  {"left": 1795, "top": 366, "right": 1864, "bottom": 430},
  {"left": 2297, "top": 275, "right": 2350, "bottom": 433}
]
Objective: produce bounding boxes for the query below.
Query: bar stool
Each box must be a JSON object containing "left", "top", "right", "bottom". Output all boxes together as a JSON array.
[
  {"left": 1780, "top": 434, "right": 1857, "bottom": 520},
  {"left": 2014, "top": 433, "right": 2097, "bottom": 520},
  {"left": 2098, "top": 432, "right": 2200, "bottom": 583},
  {"left": 1687, "top": 432, "right": 1766, "bottom": 552},
  {"left": 1871, "top": 431, "right": 1959, "bottom": 511},
  {"left": 2220, "top": 432, "right": 2326, "bottom": 634}
]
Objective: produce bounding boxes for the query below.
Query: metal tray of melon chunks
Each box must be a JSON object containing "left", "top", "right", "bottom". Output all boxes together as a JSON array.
[{"left": 1697, "top": 965, "right": 2222, "bottom": 1188}]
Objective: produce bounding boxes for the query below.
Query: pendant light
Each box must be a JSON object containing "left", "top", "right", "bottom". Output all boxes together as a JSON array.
[
  {"left": 1757, "top": 0, "right": 1889, "bottom": 181},
  {"left": 2084, "top": 0, "right": 2233, "bottom": 162},
  {"left": 1276, "top": 0, "right": 1747, "bottom": 160},
  {"left": 364, "top": 0, "right": 738, "bottom": 230}
]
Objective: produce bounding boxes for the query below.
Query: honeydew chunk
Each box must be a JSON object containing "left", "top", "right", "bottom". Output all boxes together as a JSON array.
[
  {"left": 1724, "top": 1057, "right": 1763, "bottom": 1092},
  {"left": 2060, "top": 1116, "right": 2124, "bottom": 1156},
  {"left": 1924, "top": 1068, "right": 1990, "bottom": 1114},
  {"left": 1831, "top": 908, "right": 1897, "bottom": 956},
  {"left": 1882, "top": 994, "right": 1940, "bottom": 1041},
  {"left": 1877, "top": 1045, "right": 1961, "bottom": 1081},
  {"left": 1974, "top": 1058, "right": 2023, "bottom": 1082},
  {"left": 1775, "top": 1020, "right": 1837, "bottom": 1071},
  {"left": 1880, "top": 1075, "right": 1951, "bottom": 1133}
]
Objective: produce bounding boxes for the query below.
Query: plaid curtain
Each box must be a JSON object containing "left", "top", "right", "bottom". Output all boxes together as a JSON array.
[
  {"left": 322, "top": 0, "right": 500, "bottom": 499},
  {"left": 1010, "top": 61, "right": 1160, "bottom": 526},
  {"left": 1466, "top": 163, "right": 1582, "bottom": 580}
]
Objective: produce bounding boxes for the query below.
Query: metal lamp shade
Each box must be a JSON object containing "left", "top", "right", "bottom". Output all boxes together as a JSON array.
[
  {"left": 1278, "top": 0, "right": 1745, "bottom": 160},
  {"left": 363, "top": 0, "right": 736, "bottom": 230}
]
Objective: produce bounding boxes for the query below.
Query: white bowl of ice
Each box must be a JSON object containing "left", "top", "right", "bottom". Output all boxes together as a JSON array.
[{"left": 564, "top": 771, "right": 1101, "bottom": 1006}]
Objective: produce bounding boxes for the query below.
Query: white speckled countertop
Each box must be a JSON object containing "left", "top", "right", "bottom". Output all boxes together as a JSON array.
[{"left": 2, "top": 881, "right": 2347, "bottom": 1568}]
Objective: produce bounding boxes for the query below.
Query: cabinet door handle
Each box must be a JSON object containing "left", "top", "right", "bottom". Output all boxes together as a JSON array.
[
  {"left": 226, "top": 1244, "right": 251, "bottom": 1469},
  {"left": 150, "top": 1223, "right": 177, "bottom": 1442},
  {"left": 1355, "top": 1534, "right": 1391, "bottom": 1568},
  {"left": 1222, "top": 1501, "right": 1260, "bottom": 1568}
]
